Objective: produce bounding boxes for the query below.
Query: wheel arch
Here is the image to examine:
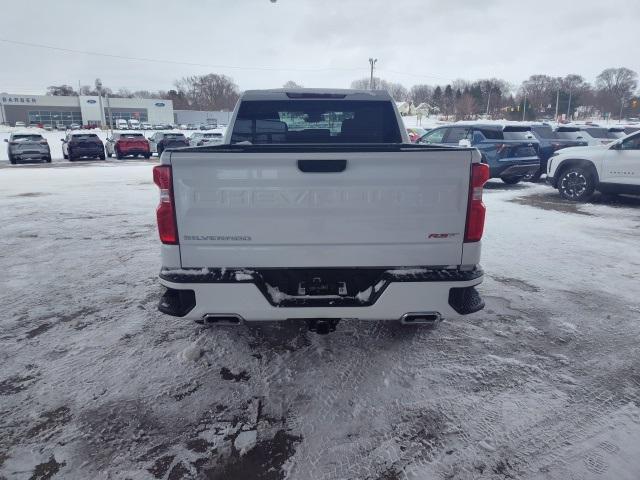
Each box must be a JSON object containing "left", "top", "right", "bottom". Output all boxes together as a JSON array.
[{"left": 555, "top": 158, "right": 600, "bottom": 185}]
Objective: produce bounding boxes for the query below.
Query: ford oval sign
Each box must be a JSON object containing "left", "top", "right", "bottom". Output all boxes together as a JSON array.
[
  {"left": 86, "top": 99, "right": 97, "bottom": 104},
  {"left": 155, "top": 102, "right": 165, "bottom": 107}
]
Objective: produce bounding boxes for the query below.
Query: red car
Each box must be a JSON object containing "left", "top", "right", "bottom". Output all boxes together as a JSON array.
[
  {"left": 106, "top": 133, "right": 151, "bottom": 159},
  {"left": 406, "top": 127, "right": 429, "bottom": 143}
]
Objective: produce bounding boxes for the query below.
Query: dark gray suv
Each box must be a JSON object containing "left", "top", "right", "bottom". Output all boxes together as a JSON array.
[{"left": 4, "top": 133, "right": 52, "bottom": 164}]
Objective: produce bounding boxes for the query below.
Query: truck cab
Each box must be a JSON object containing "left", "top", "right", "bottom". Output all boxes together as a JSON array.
[{"left": 153, "top": 89, "right": 489, "bottom": 333}]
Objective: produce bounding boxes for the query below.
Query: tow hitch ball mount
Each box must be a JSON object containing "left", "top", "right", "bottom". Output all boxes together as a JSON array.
[{"left": 307, "top": 318, "right": 340, "bottom": 335}]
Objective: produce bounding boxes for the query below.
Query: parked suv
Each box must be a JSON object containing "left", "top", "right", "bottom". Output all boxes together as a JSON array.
[
  {"left": 188, "top": 132, "right": 224, "bottom": 147},
  {"left": 528, "top": 124, "right": 588, "bottom": 180},
  {"left": 547, "top": 130, "right": 640, "bottom": 201},
  {"left": 419, "top": 123, "right": 540, "bottom": 184},
  {"left": 148, "top": 132, "right": 189, "bottom": 156},
  {"left": 555, "top": 125, "right": 618, "bottom": 146},
  {"left": 4, "top": 133, "right": 51, "bottom": 164},
  {"left": 105, "top": 133, "right": 151, "bottom": 159},
  {"left": 62, "top": 133, "right": 106, "bottom": 161}
]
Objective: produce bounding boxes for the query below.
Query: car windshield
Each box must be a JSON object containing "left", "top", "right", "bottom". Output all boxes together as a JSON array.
[
  {"left": 503, "top": 127, "right": 534, "bottom": 140},
  {"left": 204, "top": 133, "right": 223, "bottom": 138},
  {"left": 72, "top": 134, "right": 98, "bottom": 140},
  {"left": 165, "top": 134, "right": 185, "bottom": 139},
  {"left": 531, "top": 126, "right": 560, "bottom": 139},
  {"left": 231, "top": 99, "right": 402, "bottom": 144},
  {"left": 12, "top": 135, "right": 43, "bottom": 142},
  {"left": 583, "top": 127, "right": 615, "bottom": 139},
  {"left": 121, "top": 134, "right": 144, "bottom": 138}
]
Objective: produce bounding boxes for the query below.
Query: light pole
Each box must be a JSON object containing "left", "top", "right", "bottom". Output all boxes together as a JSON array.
[
  {"left": 566, "top": 89, "right": 572, "bottom": 119},
  {"left": 554, "top": 90, "right": 559, "bottom": 120},
  {"left": 369, "top": 58, "right": 377, "bottom": 90},
  {"left": 619, "top": 98, "right": 624, "bottom": 121},
  {"left": 485, "top": 87, "right": 491, "bottom": 117},
  {"left": 522, "top": 92, "right": 527, "bottom": 121}
]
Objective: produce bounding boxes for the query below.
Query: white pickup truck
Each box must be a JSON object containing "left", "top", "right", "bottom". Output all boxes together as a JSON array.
[
  {"left": 547, "top": 130, "right": 640, "bottom": 201},
  {"left": 153, "top": 89, "right": 489, "bottom": 334}
]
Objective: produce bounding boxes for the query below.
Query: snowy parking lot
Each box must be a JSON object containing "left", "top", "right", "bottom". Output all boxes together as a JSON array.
[{"left": 1, "top": 161, "right": 640, "bottom": 480}]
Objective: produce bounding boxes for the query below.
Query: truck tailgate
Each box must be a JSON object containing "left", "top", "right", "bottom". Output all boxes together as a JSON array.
[{"left": 170, "top": 148, "right": 474, "bottom": 268}]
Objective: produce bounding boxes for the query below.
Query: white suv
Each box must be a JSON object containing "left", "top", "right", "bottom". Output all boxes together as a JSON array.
[{"left": 547, "top": 131, "right": 640, "bottom": 201}]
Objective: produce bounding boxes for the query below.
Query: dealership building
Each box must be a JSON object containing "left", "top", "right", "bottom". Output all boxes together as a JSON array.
[{"left": 0, "top": 93, "right": 174, "bottom": 127}]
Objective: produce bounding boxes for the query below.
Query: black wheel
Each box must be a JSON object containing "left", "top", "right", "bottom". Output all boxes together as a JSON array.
[
  {"left": 63, "top": 151, "right": 68, "bottom": 160},
  {"left": 116, "top": 149, "right": 123, "bottom": 160},
  {"left": 45, "top": 157, "right": 52, "bottom": 163},
  {"left": 557, "top": 166, "right": 595, "bottom": 202},
  {"left": 99, "top": 152, "right": 106, "bottom": 160},
  {"left": 107, "top": 151, "right": 112, "bottom": 158},
  {"left": 9, "top": 155, "right": 16, "bottom": 165},
  {"left": 501, "top": 176, "right": 522, "bottom": 185},
  {"left": 528, "top": 168, "right": 543, "bottom": 182},
  {"left": 144, "top": 154, "right": 151, "bottom": 159},
  {"left": 68, "top": 152, "right": 75, "bottom": 161},
  {"left": 157, "top": 146, "right": 163, "bottom": 157}
]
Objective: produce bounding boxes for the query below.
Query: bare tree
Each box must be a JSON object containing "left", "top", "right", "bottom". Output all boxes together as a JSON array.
[
  {"left": 455, "top": 93, "right": 477, "bottom": 120},
  {"left": 116, "top": 88, "right": 134, "bottom": 98},
  {"left": 410, "top": 84, "right": 433, "bottom": 106},
  {"left": 46, "top": 85, "right": 77, "bottom": 96},
  {"left": 521, "top": 75, "right": 556, "bottom": 112},
  {"left": 596, "top": 67, "right": 638, "bottom": 117},
  {"left": 283, "top": 80, "right": 303, "bottom": 89},
  {"left": 350, "top": 77, "right": 408, "bottom": 101},
  {"left": 174, "top": 73, "right": 240, "bottom": 110}
]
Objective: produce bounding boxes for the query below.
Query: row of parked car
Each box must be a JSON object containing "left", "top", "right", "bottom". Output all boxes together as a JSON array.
[
  {"left": 407, "top": 122, "right": 640, "bottom": 184},
  {"left": 12, "top": 120, "right": 227, "bottom": 131},
  {"left": 4, "top": 131, "right": 225, "bottom": 163}
]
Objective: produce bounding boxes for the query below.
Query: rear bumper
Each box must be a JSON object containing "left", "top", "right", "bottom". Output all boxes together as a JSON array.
[
  {"left": 119, "top": 149, "right": 150, "bottom": 156},
  {"left": 157, "top": 267, "right": 484, "bottom": 321},
  {"left": 69, "top": 147, "right": 103, "bottom": 156},
  {"left": 11, "top": 151, "right": 49, "bottom": 160}
]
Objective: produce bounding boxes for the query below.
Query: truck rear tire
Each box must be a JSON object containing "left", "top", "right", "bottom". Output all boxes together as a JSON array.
[{"left": 557, "top": 166, "right": 595, "bottom": 202}]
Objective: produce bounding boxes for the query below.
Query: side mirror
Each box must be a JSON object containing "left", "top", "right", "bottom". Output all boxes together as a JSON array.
[
  {"left": 60, "top": 138, "right": 66, "bottom": 142},
  {"left": 458, "top": 139, "right": 472, "bottom": 148}
]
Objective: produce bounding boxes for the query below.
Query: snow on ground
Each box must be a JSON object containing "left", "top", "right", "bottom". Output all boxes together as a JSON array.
[{"left": 1, "top": 163, "right": 640, "bottom": 479}]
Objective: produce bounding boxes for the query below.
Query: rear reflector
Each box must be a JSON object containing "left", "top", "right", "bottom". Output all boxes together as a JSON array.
[
  {"left": 464, "top": 163, "right": 490, "bottom": 243},
  {"left": 153, "top": 165, "right": 179, "bottom": 244}
]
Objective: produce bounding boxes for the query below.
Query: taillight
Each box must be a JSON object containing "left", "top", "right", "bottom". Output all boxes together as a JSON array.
[
  {"left": 153, "top": 165, "right": 179, "bottom": 244},
  {"left": 464, "top": 163, "right": 490, "bottom": 243}
]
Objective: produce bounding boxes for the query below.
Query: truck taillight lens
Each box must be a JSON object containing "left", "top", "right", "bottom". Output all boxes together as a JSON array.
[
  {"left": 153, "top": 165, "right": 179, "bottom": 244},
  {"left": 464, "top": 163, "right": 490, "bottom": 243}
]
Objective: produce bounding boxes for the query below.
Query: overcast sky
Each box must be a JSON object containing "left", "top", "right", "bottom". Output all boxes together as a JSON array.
[{"left": 1, "top": 0, "right": 638, "bottom": 95}]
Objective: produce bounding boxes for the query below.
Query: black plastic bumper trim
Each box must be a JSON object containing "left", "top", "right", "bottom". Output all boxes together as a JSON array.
[
  {"left": 448, "top": 286, "right": 485, "bottom": 315},
  {"left": 158, "top": 288, "right": 196, "bottom": 317},
  {"left": 159, "top": 267, "right": 483, "bottom": 309}
]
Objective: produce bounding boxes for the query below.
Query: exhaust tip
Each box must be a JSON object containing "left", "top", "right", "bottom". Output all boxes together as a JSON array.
[
  {"left": 400, "top": 312, "right": 441, "bottom": 326},
  {"left": 202, "top": 314, "right": 244, "bottom": 326}
]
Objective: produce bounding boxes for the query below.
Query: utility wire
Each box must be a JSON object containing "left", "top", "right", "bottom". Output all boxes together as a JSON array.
[
  {"left": 0, "top": 37, "right": 461, "bottom": 85},
  {"left": 0, "top": 37, "right": 367, "bottom": 74}
]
